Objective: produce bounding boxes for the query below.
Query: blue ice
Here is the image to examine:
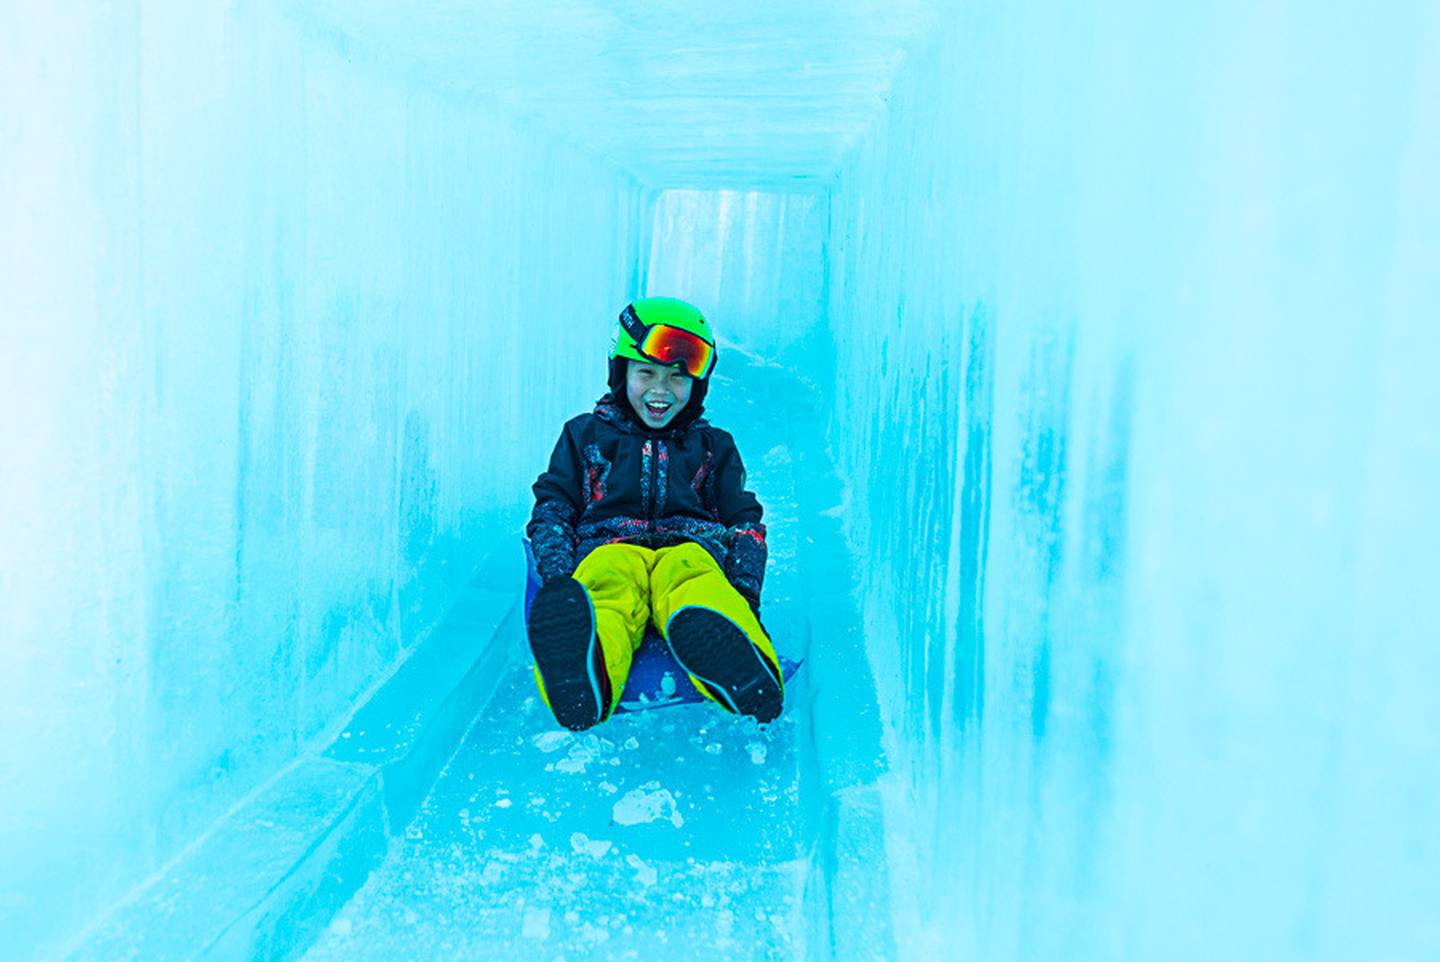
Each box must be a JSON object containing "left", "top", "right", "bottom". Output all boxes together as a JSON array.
[{"left": 2, "top": 1, "right": 1437, "bottom": 960}]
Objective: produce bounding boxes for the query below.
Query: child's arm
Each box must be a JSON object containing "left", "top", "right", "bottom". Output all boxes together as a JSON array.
[
  {"left": 711, "top": 432, "right": 768, "bottom": 610},
  {"left": 526, "top": 421, "right": 584, "bottom": 584}
]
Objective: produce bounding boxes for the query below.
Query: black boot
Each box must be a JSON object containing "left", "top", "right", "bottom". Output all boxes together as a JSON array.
[
  {"left": 527, "top": 578, "right": 611, "bottom": 731},
  {"left": 666, "top": 608, "right": 784, "bottom": 723}
]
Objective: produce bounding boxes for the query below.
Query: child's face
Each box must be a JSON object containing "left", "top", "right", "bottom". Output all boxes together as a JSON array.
[{"left": 626, "top": 360, "right": 694, "bottom": 429}]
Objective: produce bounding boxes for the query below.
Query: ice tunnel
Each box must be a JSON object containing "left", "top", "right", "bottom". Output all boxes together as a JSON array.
[{"left": 3, "top": 1, "right": 1438, "bottom": 960}]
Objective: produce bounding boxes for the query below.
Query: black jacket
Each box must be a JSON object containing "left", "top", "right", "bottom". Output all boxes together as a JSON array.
[{"left": 527, "top": 394, "right": 768, "bottom": 604}]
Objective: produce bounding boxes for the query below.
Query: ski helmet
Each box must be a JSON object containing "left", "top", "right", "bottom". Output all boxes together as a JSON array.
[{"left": 608, "top": 297, "right": 717, "bottom": 427}]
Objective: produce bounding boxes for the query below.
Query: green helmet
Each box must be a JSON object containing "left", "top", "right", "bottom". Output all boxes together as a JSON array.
[{"left": 609, "top": 297, "right": 716, "bottom": 372}]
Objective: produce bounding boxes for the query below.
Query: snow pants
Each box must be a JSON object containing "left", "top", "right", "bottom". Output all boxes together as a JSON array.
[{"left": 532, "top": 541, "right": 781, "bottom": 717}]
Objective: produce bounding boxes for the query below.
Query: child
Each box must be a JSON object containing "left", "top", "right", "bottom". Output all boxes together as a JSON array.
[{"left": 525, "top": 297, "right": 783, "bottom": 732}]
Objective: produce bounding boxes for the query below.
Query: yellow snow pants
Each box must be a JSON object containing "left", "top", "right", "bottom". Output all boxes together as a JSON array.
[{"left": 534, "top": 541, "right": 781, "bottom": 716}]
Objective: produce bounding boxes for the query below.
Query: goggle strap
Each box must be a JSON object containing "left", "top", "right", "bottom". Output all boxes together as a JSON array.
[{"left": 619, "top": 305, "right": 649, "bottom": 344}]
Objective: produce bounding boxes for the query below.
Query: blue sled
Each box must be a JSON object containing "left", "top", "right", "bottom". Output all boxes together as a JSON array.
[{"left": 522, "top": 540, "right": 801, "bottom": 714}]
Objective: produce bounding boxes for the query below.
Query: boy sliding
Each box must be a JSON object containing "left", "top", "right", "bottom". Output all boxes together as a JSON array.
[{"left": 525, "top": 297, "right": 783, "bottom": 731}]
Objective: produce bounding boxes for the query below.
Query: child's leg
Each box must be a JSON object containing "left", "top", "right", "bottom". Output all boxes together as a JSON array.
[
  {"left": 650, "top": 542, "right": 784, "bottom": 722},
  {"left": 574, "top": 544, "right": 652, "bottom": 698},
  {"left": 528, "top": 544, "right": 651, "bottom": 729}
]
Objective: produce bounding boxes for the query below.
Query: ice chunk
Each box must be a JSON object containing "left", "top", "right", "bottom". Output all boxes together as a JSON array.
[
  {"left": 556, "top": 741, "right": 596, "bottom": 774},
  {"left": 626, "top": 853, "right": 658, "bottom": 886},
  {"left": 612, "top": 781, "right": 685, "bottom": 828},
  {"left": 569, "top": 832, "right": 613, "bottom": 857},
  {"left": 531, "top": 731, "right": 571, "bottom": 753}
]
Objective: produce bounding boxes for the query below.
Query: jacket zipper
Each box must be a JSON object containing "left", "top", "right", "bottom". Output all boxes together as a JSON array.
[
  {"left": 649, "top": 440, "right": 660, "bottom": 527},
  {"left": 642, "top": 436, "right": 668, "bottom": 531},
  {"left": 642, "top": 440, "right": 654, "bottom": 526},
  {"left": 654, "top": 440, "right": 666, "bottom": 521}
]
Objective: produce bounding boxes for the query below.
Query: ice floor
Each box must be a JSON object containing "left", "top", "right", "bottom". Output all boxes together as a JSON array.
[{"left": 301, "top": 671, "right": 804, "bottom": 961}]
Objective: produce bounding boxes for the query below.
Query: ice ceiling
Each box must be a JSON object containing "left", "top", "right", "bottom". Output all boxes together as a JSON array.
[{"left": 293, "top": 0, "right": 939, "bottom": 188}]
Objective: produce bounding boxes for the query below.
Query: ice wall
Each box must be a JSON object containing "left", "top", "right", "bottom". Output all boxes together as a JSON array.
[
  {"left": 825, "top": 2, "right": 1440, "bottom": 959},
  {"left": 0, "top": 4, "right": 646, "bottom": 958}
]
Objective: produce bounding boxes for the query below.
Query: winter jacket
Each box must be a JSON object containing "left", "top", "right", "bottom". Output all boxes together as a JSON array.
[{"left": 526, "top": 394, "right": 768, "bottom": 606}]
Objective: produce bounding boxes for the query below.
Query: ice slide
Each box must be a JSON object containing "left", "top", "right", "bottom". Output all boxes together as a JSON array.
[{"left": 3, "top": 2, "right": 1438, "bottom": 961}]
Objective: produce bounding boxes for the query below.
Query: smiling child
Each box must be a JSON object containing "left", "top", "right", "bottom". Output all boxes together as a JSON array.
[{"left": 524, "top": 297, "right": 782, "bottom": 731}]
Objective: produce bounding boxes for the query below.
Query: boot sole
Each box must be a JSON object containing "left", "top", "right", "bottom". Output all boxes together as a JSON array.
[
  {"left": 527, "top": 579, "right": 609, "bottom": 731},
  {"left": 665, "top": 607, "right": 784, "bottom": 723}
]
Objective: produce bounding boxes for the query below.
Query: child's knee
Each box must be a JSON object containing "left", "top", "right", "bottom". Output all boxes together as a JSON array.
[
  {"left": 572, "top": 544, "right": 652, "bottom": 625},
  {"left": 653, "top": 541, "right": 724, "bottom": 585},
  {"left": 654, "top": 547, "right": 760, "bottom": 628}
]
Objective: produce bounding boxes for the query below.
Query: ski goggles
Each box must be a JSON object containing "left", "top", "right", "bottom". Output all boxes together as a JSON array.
[{"left": 620, "top": 306, "right": 716, "bottom": 379}]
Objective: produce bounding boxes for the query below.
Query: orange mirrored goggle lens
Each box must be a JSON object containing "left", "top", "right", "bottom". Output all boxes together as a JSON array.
[{"left": 639, "top": 324, "right": 715, "bottom": 379}]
